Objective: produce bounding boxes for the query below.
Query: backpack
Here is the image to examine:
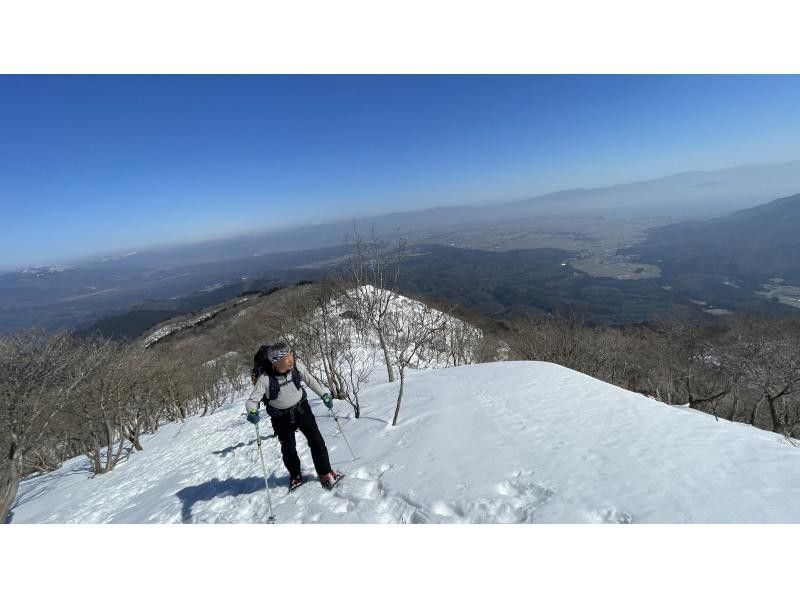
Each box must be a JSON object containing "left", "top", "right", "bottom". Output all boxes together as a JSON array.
[{"left": 252, "top": 344, "right": 303, "bottom": 404}]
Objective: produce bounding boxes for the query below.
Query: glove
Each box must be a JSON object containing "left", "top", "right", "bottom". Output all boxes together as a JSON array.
[
  {"left": 246, "top": 409, "right": 261, "bottom": 424},
  {"left": 321, "top": 393, "right": 333, "bottom": 410}
]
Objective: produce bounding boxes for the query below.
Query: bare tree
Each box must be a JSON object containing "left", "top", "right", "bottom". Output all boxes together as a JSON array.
[
  {"left": 507, "top": 310, "right": 591, "bottom": 370},
  {"left": 285, "top": 282, "right": 375, "bottom": 417},
  {"left": 218, "top": 351, "right": 248, "bottom": 397},
  {"left": 69, "top": 336, "right": 132, "bottom": 475},
  {"left": 0, "top": 330, "right": 104, "bottom": 522},
  {"left": 653, "top": 318, "right": 738, "bottom": 420},
  {"left": 120, "top": 346, "right": 184, "bottom": 437},
  {"left": 383, "top": 301, "right": 449, "bottom": 426},
  {"left": 444, "top": 316, "right": 483, "bottom": 367},
  {"left": 727, "top": 317, "right": 800, "bottom": 437},
  {"left": 149, "top": 344, "right": 195, "bottom": 423},
  {"left": 338, "top": 337, "right": 375, "bottom": 418},
  {"left": 194, "top": 359, "right": 227, "bottom": 416},
  {"left": 343, "top": 228, "right": 406, "bottom": 383}
]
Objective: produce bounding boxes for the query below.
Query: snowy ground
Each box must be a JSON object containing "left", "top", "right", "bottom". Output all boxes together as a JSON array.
[{"left": 10, "top": 361, "right": 800, "bottom": 524}]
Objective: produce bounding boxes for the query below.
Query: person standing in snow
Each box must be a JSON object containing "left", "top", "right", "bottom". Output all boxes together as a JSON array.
[{"left": 245, "top": 342, "right": 343, "bottom": 491}]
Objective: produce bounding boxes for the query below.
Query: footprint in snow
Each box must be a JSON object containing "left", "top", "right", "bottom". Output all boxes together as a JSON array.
[
  {"left": 431, "top": 500, "right": 465, "bottom": 518},
  {"left": 590, "top": 507, "right": 634, "bottom": 524}
]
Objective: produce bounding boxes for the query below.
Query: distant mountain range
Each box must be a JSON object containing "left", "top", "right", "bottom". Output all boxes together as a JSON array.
[
  {"left": 624, "top": 192, "right": 800, "bottom": 283},
  {"left": 0, "top": 246, "right": 345, "bottom": 333},
  {"left": 499, "top": 160, "right": 800, "bottom": 218},
  {"left": 2, "top": 160, "right": 799, "bottom": 333},
  {"left": 7, "top": 159, "right": 800, "bottom": 274}
]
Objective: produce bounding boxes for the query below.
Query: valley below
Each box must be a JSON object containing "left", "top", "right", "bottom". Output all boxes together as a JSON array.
[{"left": 3, "top": 202, "right": 800, "bottom": 338}]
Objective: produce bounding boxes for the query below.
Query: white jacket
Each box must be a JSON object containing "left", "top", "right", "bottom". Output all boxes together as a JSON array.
[{"left": 246, "top": 360, "right": 327, "bottom": 412}]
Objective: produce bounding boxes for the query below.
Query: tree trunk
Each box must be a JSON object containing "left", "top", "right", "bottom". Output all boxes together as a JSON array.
[
  {"left": 112, "top": 424, "right": 126, "bottom": 469},
  {"left": 86, "top": 430, "right": 103, "bottom": 474},
  {"left": 767, "top": 396, "right": 787, "bottom": 436},
  {"left": 126, "top": 427, "right": 144, "bottom": 452},
  {"left": 378, "top": 328, "right": 395, "bottom": 382},
  {"left": 104, "top": 420, "right": 115, "bottom": 473},
  {"left": 0, "top": 458, "right": 21, "bottom": 524},
  {"left": 392, "top": 369, "right": 405, "bottom": 426},
  {"left": 90, "top": 443, "right": 101, "bottom": 475},
  {"left": 748, "top": 398, "right": 766, "bottom": 426},
  {"left": 730, "top": 392, "right": 741, "bottom": 422}
]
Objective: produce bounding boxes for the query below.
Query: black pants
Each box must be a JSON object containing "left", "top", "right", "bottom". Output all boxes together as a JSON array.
[{"left": 270, "top": 398, "right": 332, "bottom": 479}]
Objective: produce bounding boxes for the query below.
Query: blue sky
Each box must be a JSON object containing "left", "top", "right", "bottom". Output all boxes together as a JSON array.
[{"left": 1, "top": 74, "right": 800, "bottom": 269}]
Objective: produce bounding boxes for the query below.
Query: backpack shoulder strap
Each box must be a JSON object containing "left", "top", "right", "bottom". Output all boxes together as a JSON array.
[
  {"left": 267, "top": 374, "right": 281, "bottom": 402},
  {"left": 291, "top": 365, "right": 302, "bottom": 390},
  {"left": 264, "top": 366, "right": 302, "bottom": 402}
]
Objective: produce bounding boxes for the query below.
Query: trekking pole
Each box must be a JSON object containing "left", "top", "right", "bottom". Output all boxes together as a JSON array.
[
  {"left": 254, "top": 420, "right": 276, "bottom": 524},
  {"left": 330, "top": 410, "right": 357, "bottom": 461}
]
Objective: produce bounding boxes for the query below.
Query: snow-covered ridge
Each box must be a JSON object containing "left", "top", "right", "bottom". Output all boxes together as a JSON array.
[
  {"left": 19, "top": 265, "right": 75, "bottom": 275},
  {"left": 143, "top": 296, "right": 252, "bottom": 347},
  {"left": 142, "top": 306, "right": 226, "bottom": 348},
  {"left": 101, "top": 251, "right": 138, "bottom": 262},
  {"left": 10, "top": 361, "right": 800, "bottom": 524},
  {"left": 329, "top": 285, "right": 484, "bottom": 369}
]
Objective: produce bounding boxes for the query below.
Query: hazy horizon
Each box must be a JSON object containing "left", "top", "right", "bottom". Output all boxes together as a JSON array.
[
  {"left": 3, "top": 156, "right": 800, "bottom": 273},
  {"left": 3, "top": 75, "right": 800, "bottom": 270}
]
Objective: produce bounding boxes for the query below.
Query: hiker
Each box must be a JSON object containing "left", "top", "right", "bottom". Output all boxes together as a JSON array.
[{"left": 246, "top": 342, "right": 343, "bottom": 491}]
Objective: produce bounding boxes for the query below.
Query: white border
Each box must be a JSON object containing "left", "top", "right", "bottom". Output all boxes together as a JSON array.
[
  {"left": 3, "top": 524, "right": 795, "bottom": 596},
  {"left": 1, "top": 1, "right": 799, "bottom": 73}
]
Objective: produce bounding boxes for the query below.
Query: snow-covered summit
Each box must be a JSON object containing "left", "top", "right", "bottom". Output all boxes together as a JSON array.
[
  {"left": 10, "top": 360, "right": 800, "bottom": 524},
  {"left": 19, "top": 265, "right": 74, "bottom": 276},
  {"left": 101, "top": 250, "right": 139, "bottom": 262},
  {"left": 319, "top": 284, "right": 484, "bottom": 370}
]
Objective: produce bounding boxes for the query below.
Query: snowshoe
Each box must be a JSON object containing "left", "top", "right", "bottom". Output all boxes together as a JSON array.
[
  {"left": 320, "top": 471, "right": 344, "bottom": 491},
  {"left": 288, "top": 475, "right": 305, "bottom": 492}
]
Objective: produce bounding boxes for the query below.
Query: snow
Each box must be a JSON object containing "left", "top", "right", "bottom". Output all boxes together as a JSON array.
[
  {"left": 326, "top": 284, "right": 483, "bottom": 369},
  {"left": 100, "top": 251, "right": 138, "bottom": 262},
  {"left": 9, "top": 361, "right": 800, "bottom": 524},
  {"left": 202, "top": 351, "right": 239, "bottom": 368},
  {"left": 142, "top": 306, "right": 225, "bottom": 347},
  {"left": 19, "top": 265, "right": 74, "bottom": 275}
]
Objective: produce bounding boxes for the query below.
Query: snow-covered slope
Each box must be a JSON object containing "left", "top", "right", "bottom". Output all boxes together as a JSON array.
[
  {"left": 10, "top": 361, "right": 800, "bottom": 524},
  {"left": 142, "top": 305, "right": 227, "bottom": 348},
  {"left": 304, "top": 284, "right": 484, "bottom": 371}
]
